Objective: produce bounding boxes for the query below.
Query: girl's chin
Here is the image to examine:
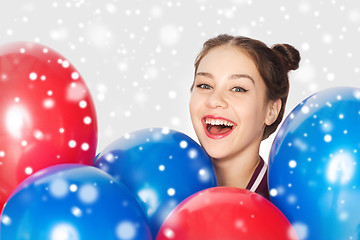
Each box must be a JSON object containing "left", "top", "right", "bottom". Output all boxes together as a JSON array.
[{"left": 200, "top": 145, "right": 230, "bottom": 160}]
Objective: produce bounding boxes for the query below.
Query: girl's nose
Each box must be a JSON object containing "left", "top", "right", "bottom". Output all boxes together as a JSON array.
[{"left": 206, "top": 90, "right": 228, "bottom": 109}]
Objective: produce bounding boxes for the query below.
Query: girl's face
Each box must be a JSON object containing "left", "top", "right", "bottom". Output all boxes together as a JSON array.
[{"left": 189, "top": 45, "right": 278, "bottom": 161}]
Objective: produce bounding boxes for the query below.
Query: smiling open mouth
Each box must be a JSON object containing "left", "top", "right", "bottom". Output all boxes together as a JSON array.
[{"left": 202, "top": 116, "right": 236, "bottom": 139}]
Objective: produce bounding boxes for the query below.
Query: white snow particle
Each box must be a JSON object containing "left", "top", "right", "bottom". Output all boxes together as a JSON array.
[
  {"left": 43, "top": 98, "right": 55, "bottom": 109},
  {"left": 292, "top": 222, "right": 308, "bottom": 239},
  {"left": 301, "top": 42, "right": 310, "bottom": 51},
  {"left": 21, "top": 140, "right": 28, "bottom": 147},
  {"left": 71, "top": 72, "right": 80, "bottom": 80},
  {"left": 270, "top": 188, "right": 278, "bottom": 197},
  {"left": 198, "top": 169, "right": 210, "bottom": 182},
  {"left": 116, "top": 221, "right": 136, "bottom": 239},
  {"left": 79, "top": 100, "right": 87, "bottom": 108},
  {"left": 164, "top": 228, "right": 175, "bottom": 239},
  {"left": 69, "top": 140, "right": 77, "bottom": 148},
  {"left": 168, "top": 91, "right": 177, "bottom": 99},
  {"left": 25, "top": 166, "right": 33, "bottom": 175},
  {"left": 188, "top": 149, "right": 198, "bottom": 159},
  {"left": 289, "top": 160, "right": 297, "bottom": 168},
  {"left": 79, "top": 184, "right": 98, "bottom": 204},
  {"left": 33, "top": 130, "right": 44, "bottom": 140},
  {"left": 324, "top": 134, "right": 332, "bottom": 142},
  {"left": 327, "top": 72, "right": 335, "bottom": 81},
  {"left": 180, "top": 140, "right": 188, "bottom": 149},
  {"left": 50, "top": 223, "right": 79, "bottom": 240},
  {"left": 301, "top": 106, "right": 310, "bottom": 114},
  {"left": 29, "top": 72, "right": 37, "bottom": 80},
  {"left": 1, "top": 215, "right": 12, "bottom": 226},
  {"left": 161, "top": 127, "right": 170, "bottom": 134},
  {"left": 159, "top": 24, "right": 180, "bottom": 46},
  {"left": 71, "top": 207, "right": 83, "bottom": 217},
  {"left": 50, "top": 179, "right": 69, "bottom": 198},
  {"left": 70, "top": 184, "right": 78, "bottom": 192},
  {"left": 81, "top": 143, "right": 89, "bottom": 151},
  {"left": 62, "top": 60, "right": 70, "bottom": 68},
  {"left": 83, "top": 116, "right": 92, "bottom": 125},
  {"left": 167, "top": 188, "right": 175, "bottom": 196}
]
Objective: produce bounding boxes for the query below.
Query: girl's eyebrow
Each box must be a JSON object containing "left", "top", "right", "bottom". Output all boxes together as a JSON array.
[
  {"left": 229, "top": 74, "right": 255, "bottom": 84},
  {"left": 196, "top": 72, "right": 255, "bottom": 84},
  {"left": 196, "top": 72, "right": 213, "bottom": 78}
]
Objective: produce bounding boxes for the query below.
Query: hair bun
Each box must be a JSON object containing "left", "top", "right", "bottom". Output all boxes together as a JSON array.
[{"left": 272, "top": 44, "right": 301, "bottom": 71}]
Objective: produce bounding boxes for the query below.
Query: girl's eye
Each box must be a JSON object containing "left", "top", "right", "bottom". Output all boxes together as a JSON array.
[
  {"left": 196, "top": 84, "right": 212, "bottom": 90},
  {"left": 232, "top": 86, "right": 248, "bottom": 93}
]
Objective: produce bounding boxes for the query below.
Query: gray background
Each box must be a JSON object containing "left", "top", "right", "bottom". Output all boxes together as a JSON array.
[{"left": 1, "top": 0, "right": 359, "bottom": 162}]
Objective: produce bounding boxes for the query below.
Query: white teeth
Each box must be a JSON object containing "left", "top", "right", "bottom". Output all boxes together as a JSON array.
[{"left": 205, "top": 118, "right": 234, "bottom": 127}]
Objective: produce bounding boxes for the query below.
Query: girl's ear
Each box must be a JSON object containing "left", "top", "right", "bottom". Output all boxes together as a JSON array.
[{"left": 265, "top": 99, "right": 282, "bottom": 126}]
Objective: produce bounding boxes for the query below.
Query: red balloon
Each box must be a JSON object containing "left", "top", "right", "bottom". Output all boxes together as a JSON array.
[
  {"left": 156, "top": 187, "right": 298, "bottom": 240},
  {"left": 0, "top": 42, "right": 97, "bottom": 211}
]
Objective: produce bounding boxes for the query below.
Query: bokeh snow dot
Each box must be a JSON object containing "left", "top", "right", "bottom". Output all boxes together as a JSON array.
[
  {"left": 164, "top": 228, "right": 175, "bottom": 239},
  {"left": 81, "top": 143, "right": 89, "bottom": 151},
  {"left": 50, "top": 223, "right": 79, "bottom": 240},
  {"left": 43, "top": 98, "right": 55, "bottom": 109},
  {"left": 79, "top": 100, "right": 87, "bottom": 108},
  {"left": 71, "top": 207, "right": 83, "bottom": 218},
  {"left": 161, "top": 127, "right": 170, "bottom": 134},
  {"left": 71, "top": 72, "right": 80, "bottom": 80},
  {"left": 301, "top": 106, "right": 310, "bottom": 114},
  {"left": 29, "top": 72, "right": 37, "bottom": 80},
  {"left": 84, "top": 116, "right": 92, "bottom": 124},
  {"left": 70, "top": 184, "right": 78, "bottom": 192},
  {"left": 25, "top": 167, "right": 33, "bottom": 175},
  {"left": 79, "top": 184, "right": 99, "bottom": 204},
  {"left": 188, "top": 149, "right": 198, "bottom": 159},
  {"left": 289, "top": 160, "right": 297, "bottom": 168},
  {"left": 324, "top": 134, "right": 332, "bottom": 142},
  {"left": 179, "top": 140, "right": 188, "bottom": 149},
  {"left": 167, "top": 188, "right": 175, "bottom": 196},
  {"left": 62, "top": 60, "right": 70, "bottom": 68},
  {"left": 1, "top": 215, "right": 11, "bottom": 226},
  {"left": 198, "top": 169, "right": 210, "bottom": 182},
  {"left": 50, "top": 179, "right": 69, "bottom": 198},
  {"left": 292, "top": 222, "right": 308, "bottom": 239},
  {"left": 68, "top": 140, "right": 77, "bottom": 148},
  {"left": 116, "top": 221, "right": 136, "bottom": 239},
  {"left": 159, "top": 25, "right": 180, "bottom": 46},
  {"left": 270, "top": 188, "right": 278, "bottom": 197}
]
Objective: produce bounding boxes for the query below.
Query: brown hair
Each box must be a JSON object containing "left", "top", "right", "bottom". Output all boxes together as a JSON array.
[{"left": 191, "top": 34, "right": 301, "bottom": 139}]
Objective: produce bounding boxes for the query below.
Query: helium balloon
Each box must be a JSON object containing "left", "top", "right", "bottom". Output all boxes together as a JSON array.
[
  {"left": 156, "top": 187, "right": 298, "bottom": 240},
  {"left": 94, "top": 128, "right": 217, "bottom": 238},
  {"left": 269, "top": 87, "right": 360, "bottom": 240},
  {"left": 0, "top": 42, "right": 97, "bottom": 211},
  {"left": 0, "top": 164, "right": 152, "bottom": 240}
]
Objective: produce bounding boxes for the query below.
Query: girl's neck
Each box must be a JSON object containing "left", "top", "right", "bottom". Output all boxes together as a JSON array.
[{"left": 211, "top": 150, "right": 261, "bottom": 189}]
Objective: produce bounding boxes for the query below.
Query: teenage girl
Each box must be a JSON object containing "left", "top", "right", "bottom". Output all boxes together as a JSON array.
[{"left": 189, "top": 34, "right": 300, "bottom": 199}]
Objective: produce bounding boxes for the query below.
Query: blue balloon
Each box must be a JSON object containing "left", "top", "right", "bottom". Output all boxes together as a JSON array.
[
  {"left": 0, "top": 164, "right": 152, "bottom": 240},
  {"left": 269, "top": 87, "right": 360, "bottom": 240},
  {"left": 93, "top": 128, "right": 217, "bottom": 238}
]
